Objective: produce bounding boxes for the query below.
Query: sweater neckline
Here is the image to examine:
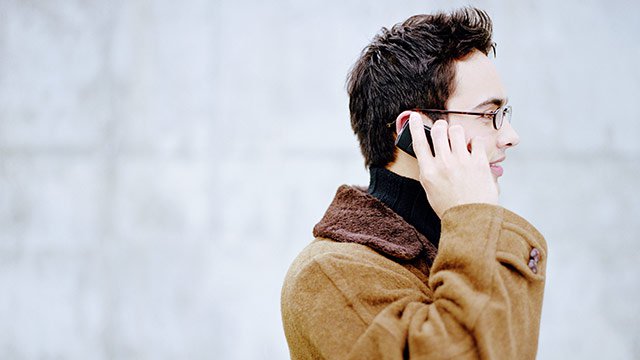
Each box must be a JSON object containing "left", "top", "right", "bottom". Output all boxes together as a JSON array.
[{"left": 367, "top": 167, "right": 441, "bottom": 247}]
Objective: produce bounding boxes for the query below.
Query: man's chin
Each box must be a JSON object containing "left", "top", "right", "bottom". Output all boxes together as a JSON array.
[{"left": 493, "top": 175, "right": 501, "bottom": 193}]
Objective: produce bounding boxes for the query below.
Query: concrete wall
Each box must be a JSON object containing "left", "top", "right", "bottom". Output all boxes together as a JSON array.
[{"left": 1, "top": 0, "right": 638, "bottom": 358}]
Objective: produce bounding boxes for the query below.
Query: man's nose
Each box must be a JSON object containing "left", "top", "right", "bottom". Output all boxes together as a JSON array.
[{"left": 498, "top": 121, "right": 520, "bottom": 148}]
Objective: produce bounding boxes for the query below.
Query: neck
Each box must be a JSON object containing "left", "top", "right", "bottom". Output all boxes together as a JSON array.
[{"left": 386, "top": 151, "right": 420, "bottom": 180}]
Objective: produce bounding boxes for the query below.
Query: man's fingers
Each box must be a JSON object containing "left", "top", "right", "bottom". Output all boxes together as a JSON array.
[
  {"left": 448, "top": 125, "right": 467, "bottom": 156},
  {"left": 430, "top": 120, "right": 450, "bottom": 157},
  {"left": 408, "top": 113, "right": 433, "bottom": 164}
]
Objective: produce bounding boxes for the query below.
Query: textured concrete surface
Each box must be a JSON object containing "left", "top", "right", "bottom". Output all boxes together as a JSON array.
[{"left": 0, "top": 0, "right": 639, "bottom": 359}]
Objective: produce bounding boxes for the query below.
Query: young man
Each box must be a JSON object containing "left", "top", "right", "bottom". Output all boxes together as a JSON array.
[{"left": 281, "top": 8, "right": 547, "bottom": 359}]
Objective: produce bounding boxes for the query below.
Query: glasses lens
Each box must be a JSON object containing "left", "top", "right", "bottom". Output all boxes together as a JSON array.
[
  {"left": 494, "top": 109, "right": 503, "bottom": 129},
  {"left": 503, "top": 106, "right": 512, "bottom": 126},
  {"left": 495, "top": 106, "right": 512, "bottom": 129}
]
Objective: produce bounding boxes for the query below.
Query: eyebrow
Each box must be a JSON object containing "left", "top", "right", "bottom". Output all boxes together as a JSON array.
[{"left": 472, "top": 97, "right": 508, "bottom": 110}]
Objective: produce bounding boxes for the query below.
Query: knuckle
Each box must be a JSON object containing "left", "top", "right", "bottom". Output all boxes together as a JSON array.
[
  {"left": 419, "top": 170, "right": 432, "bottom": 183},
  {"left": 421, "top": 165, "right": 437, "bottom": 179},
  {"left": 440, "top": 159, "right": 454, "bottom": 170}
]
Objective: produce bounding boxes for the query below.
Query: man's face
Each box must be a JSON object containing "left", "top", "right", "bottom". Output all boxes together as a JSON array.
[{"left": 438, "top": 50, "right": 520, "bottom": 183}]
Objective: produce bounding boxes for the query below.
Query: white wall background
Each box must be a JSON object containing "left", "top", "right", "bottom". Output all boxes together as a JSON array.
[{"left": 1, "top": 0, "right": 639, "bottom": 359}]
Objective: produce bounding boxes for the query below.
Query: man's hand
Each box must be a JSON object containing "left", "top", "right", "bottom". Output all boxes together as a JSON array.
[{"left": 408, "top": 113, "right": 498, "bottom": 218}]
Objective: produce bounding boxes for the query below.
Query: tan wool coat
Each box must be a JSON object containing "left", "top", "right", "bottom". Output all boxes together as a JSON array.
[{"left": 281, "top": 185, "right": 547, "bottom": 359}]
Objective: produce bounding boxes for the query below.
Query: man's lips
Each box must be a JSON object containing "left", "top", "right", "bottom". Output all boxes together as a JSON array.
[{"left": 490, "top": 157, "right": 505, "bottom": 177}]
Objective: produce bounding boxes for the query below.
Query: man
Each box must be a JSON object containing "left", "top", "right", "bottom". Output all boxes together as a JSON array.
[{"left": 281, "top": 7, "right": 547, "bottom": 359}]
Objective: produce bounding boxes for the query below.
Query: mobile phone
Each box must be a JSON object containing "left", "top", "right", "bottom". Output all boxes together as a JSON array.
[{"left": 395, "top": 120, "right": 435, "bottom": 158}]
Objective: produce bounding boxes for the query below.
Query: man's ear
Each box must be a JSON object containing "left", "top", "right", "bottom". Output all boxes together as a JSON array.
[{"left": 395, "top": 110, "right": 415, "bottom": 134}]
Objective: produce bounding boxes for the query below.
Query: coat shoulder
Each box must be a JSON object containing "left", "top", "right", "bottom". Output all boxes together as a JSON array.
[
  {"left": 284, "top": 238, "right": 423, "bottom": 288},
  {"left": 281, "top": 238, "right": 431, "bottom": 320}
]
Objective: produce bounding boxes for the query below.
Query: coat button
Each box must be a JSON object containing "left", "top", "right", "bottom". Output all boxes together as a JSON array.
[
  {"left": 530, "top": 248, "right": 541, "bottom": 263},
  {"left": 528, "top": 259, "right": 538, "bottom": 274}
]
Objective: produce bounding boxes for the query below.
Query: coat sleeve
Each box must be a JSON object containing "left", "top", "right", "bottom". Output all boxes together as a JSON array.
[{"left": 281, "top": 204, "right": 547, "bottom": 360}]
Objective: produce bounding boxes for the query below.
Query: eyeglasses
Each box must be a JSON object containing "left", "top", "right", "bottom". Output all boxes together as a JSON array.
[{"left": 413, "top": 105, "right": 512, "bottom": 130}]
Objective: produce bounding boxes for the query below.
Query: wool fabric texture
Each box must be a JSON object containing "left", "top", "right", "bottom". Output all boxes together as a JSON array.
[{"left": 281, "top": 185, "right": 547, "bottom": 359}]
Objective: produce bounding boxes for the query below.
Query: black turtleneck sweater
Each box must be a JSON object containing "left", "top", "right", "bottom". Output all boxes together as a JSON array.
[{"left": 367, "top": 167, "right": 441, "bottom": 247}]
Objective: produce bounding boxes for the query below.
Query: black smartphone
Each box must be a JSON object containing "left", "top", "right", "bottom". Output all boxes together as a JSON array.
[{"left": 395, "top": 120, "right": 435, "bottom": 158}]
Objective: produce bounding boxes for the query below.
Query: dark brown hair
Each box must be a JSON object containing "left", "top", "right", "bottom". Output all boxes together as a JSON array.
[{"left": 347, "top": 7, "right": 495, "bottom": 168}]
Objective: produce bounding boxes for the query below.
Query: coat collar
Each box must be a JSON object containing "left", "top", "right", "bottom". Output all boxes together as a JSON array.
[{"left": 313, "top": 185, "right": 438, "bottom": 263}]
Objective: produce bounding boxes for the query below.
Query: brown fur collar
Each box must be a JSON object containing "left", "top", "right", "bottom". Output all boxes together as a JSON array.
[{"left": 313, "top": 185, "right": 438, "bottom": 263}]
